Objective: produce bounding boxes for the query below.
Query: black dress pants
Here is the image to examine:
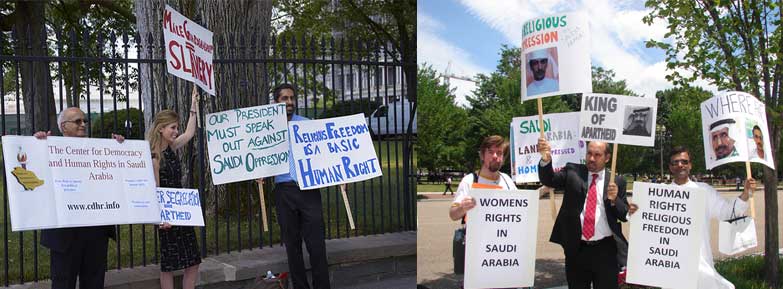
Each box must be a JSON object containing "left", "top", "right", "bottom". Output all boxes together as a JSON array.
[
  {"left": 274, "top": 182, "right": 330, "bottom": 289},
  {"left": 49, "top": 232, "right": 109, "bottom": 289},
  {"left": 564, "top": 237, "right": 618, "bottom": 289}
]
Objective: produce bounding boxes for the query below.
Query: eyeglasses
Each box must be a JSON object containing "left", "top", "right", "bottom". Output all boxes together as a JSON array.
[
  {"left": 63, "top": 118, "right": 89, "bottom": 126},
  {"left": 670, "top": 159, "right": 690, "bottom": 165}
]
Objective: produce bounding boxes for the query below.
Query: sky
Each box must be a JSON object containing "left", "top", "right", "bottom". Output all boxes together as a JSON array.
[{"left": 417, "top": 0, "right": 716, "bottom": 106}]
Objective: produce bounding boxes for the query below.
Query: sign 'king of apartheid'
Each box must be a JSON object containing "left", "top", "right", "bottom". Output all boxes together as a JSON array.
[
  {"left": 626, "top": 182, "right": 706, "bottom": 289},
  {"left": 521, "top": 12, "right": 592, "bottom": 101},
  {"left": 511, "top": 112, "right": 585, "bottom": 183},
  {"left": 579, "top": 93, "right": 658, "bottom": 147},
  {"left": 163, "top": 5, "right": 216, "bottom": 95},
  {"left": 289, "top": 114, "right": 382, "bottom": 190},
  {"left": 464, "top": 189, "right": 539, "bottom": 289}
]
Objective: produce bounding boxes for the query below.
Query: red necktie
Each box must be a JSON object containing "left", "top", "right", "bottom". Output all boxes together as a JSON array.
[{"left": 582, "top": 173, "right": 598, "bottom": 240}]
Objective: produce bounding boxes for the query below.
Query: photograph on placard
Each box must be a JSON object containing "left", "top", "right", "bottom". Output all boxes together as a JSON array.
[
  {"left": 524, "top": 47, "right": 559, "bottom": 97},
  {"left": 708, "top": 118, "right": 740, "bottom": 161},
  {"left": 745, "top": 119, "right": 768, "bottom": 161},
  {"left": 622, "top": 106, "right": 653, "bottom": 137}
]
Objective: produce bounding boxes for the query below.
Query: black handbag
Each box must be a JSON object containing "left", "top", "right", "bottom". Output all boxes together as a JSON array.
[{"left": 452, "top": 227, "right": 466, "bottom": 275}]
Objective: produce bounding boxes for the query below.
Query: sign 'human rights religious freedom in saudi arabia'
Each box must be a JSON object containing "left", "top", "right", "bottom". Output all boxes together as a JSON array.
[
  {"left": 521, "top": 12, "right": 592, "bottom": 101},
  {"left": 626, "top": 182, "right": 706, "bottom": 289}
]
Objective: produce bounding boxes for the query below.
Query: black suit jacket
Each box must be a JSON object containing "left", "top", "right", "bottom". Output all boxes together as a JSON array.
[
  {"left": 539, "top": 162, "right": 628, "bottom": 258},
  {"left": 41, "top": 226, "right": 116, "bottom": 253}
]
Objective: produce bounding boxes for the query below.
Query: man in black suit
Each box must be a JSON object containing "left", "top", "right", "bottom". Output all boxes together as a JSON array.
[
  {"left": 35, "top": 107, "right": 121, "bottom": 289},
  {"left": 537, "top": 138, "right": 628, "bottom": 289}
]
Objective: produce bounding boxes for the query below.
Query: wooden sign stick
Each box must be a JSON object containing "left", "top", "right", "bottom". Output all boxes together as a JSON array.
[
  {"left": 745, "top": 161, "right": 756, "bottom": 218},
  {"left": 339, "top": 184, "right": 356, "bottom": 230},
  {"left": 610, "top": 143, "right": 619, "bottom": 183},
  {"left": 257, "top": 180, "right": 269, "bottom": 232},
  {"left": 537, "top": 98, "right": 557, "bottom": 219}
]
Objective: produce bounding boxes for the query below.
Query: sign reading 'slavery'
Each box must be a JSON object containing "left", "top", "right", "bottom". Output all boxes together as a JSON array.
[
  {"left": 206, "top": 103, "right": 290, "bottom": 185},
  {"left": 290, "top": 114, "right": 382, "bottom": 190},
  {"left": 163, "top": 5, "right": 215, "bottom": 95}
]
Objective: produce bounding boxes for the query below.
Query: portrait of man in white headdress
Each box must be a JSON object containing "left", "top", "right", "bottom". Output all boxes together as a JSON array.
[{"left": 525, "top": 48, "right": 559, "bottom": 96}]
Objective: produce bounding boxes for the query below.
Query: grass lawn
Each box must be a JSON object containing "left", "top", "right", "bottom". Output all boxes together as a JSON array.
[{"left": 0, "top": 140, "right": 416, "bottom": 285}]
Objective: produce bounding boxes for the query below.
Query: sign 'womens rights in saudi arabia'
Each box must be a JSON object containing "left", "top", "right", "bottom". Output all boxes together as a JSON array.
[
  {"left": 289, "top": 114, "right": 382, "bottom": 190},
  {"left": 464, "top": 189, "right": 539, "bottom": 289},
  {"left": 510, "top": 112, "right": 585, "bottom": 183},
  {"left": 626, "top": 182, "right": 706, "bottom": 289},
  {"left": 206, "top": 103, "right": 290, "bottom": 185},
  {"left": 1, "top": 136, "right": 160, "bottom": 231}
]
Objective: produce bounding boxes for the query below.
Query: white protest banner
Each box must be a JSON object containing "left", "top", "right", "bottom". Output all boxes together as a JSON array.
[
  {"left": 464, "top": 189, "right": 539, "bottom": 289},
  {"left": 521, "top": 12, "right": 591, "bottom": 101},
  {"left": 157, "top": 187, "right": 204, "bottom": 226},
  {"left": 163, "top": 5, "right": 215, "bottom": 95},
  {"left": 2, "top": 136, "right": 159, "bottom": 231},
  {"left": 290, "top": 114, "right": 382, "bottom": 190},
  {"left": 206, "top": 103, "right": 290, "bottom": 185},
  {"left": 626, "top": 182, "right": 706, "bottom": 289},
  {"left": 579, "top": 93, "right": 658, "bottom": 147},
  {"left": 511, "top": 112, "right": 585, "bottom": 183},
  {"left": 700, "top": 91, "right": 774, "bottom": 170}
]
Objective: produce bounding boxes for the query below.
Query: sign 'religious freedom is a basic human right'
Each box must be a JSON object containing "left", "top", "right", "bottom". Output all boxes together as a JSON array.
[
  {"left": 289, "top": 114, "right": 382, "bottom": 190},
  {"left": 157, "top": 187, "right": 205, "bottom": 226},
  {"left": 163, "top": 5, "right": 215, "bottom": 95},
  {"left": 700, "top": 91, "right": 775, "bottom": 170},
  {"left": 206, "top": 103, "right": 290, "bottom": 185},
  {"left": 1, "top": 136, "right": 160, "bottom": 231},
  {"left": 626, "top": 182, "right": 706, "bottom": 289},
  {"left": 510, "top": 112, "right": 585, "bottom": 183},
  {"left": 464, "top": 189, "right": 539, "bottom": 289},
  {"left": 521, "top": 12, "right": 592, "bottom": 101},
  {"left": 579, "top": 93, "right": 658, "bottom": 147}
]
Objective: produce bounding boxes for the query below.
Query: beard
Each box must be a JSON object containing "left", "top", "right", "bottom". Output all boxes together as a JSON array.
[{"left": 487, "top": 162, "right": 502, "bottom": 172}]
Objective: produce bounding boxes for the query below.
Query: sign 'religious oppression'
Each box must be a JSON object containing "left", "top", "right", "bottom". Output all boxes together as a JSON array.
[
  {"left": 700, "top": 91, "right": 775, "bottom": 170},
  {"left": 157, "top": 187, "right": 204, "bottom": 226},
  {"left": 289, "top": 114, "right": 382, "bottom": 190},
  {"left": 2, "top": 136, "right": 160, "bottom": 231},
  {"left": 163, "top": 5, "right": 215, "bottom": 95},
  {"left": 206, "top": 103, "right": 290, "bottom": 185},
  {"left": 521, "top": 12, "right": 592, "bottom": 100},
  {"left": 626, "top": 182, "right": 706, "bottom": 289},
  {"left": 579, "top": 93, "right": 658, "bottom": 147},
  {"left": 464, "top": 189, "right": 539, "bottom": 289},
  {"left": 510, "top": 112, "right": 585, "bottom": 183}
]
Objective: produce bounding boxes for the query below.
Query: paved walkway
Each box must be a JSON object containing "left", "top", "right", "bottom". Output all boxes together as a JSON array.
[{"left": 417, "top": 188, "right": 783, "bottom": 289}]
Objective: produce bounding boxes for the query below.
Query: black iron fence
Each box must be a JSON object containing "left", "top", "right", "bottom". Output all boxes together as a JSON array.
[{"left": 0, "top": 27, "right": 416, "bottom": 285}]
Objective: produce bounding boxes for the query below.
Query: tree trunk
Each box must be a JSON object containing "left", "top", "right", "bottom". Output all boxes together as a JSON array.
[
  {"left": 135, "top": 0, "right": 272, "bottom": 216},
  {"left": 13, "top": 1, "right": 57, "bottom": 133},
  {"left": 763, "top": 114, "right": 780, "bottom": 288}
]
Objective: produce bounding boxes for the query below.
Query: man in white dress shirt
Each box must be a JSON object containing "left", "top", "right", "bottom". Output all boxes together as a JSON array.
[{"left": 630, "top": 145, "right": 755, "bottom": 289}]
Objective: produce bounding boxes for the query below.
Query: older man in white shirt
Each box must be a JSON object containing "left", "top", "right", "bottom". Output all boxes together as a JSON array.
[{"left": 630, "top": 145, "right": 754, "bottom": 289}]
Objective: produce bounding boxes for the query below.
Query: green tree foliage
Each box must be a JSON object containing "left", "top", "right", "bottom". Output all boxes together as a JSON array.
[
  {"left": 645, "top": 1, "right": 781, "bottom": 286},
  {"left": 416, "top": 65, "right": 467, "bottom": 172},
  {"left": 656, "top": 86, "right": 712, "bottom": 173}
]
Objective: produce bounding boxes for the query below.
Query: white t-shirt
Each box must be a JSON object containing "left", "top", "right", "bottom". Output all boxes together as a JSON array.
[{"left": 452, "top": 172, "right": 516, "bottom": 204}]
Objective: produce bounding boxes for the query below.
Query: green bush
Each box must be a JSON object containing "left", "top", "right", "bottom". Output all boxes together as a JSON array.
[
  {"left": 90, "top": 108, "right": 145, "bottom": 140},
  {"left": 319, "top": 98, "right": 382, "bottom": 118},
  {"left": 716, "top": 255, "right": 781, "bottom": 289}
]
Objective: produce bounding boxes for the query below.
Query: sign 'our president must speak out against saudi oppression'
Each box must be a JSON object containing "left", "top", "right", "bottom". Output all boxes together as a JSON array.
[
  {"left": 521, "top": 12, "right": 591, "bottom": 101},
  {"left": 289, "top": 114, "right": 382, "bottom": 190},
  {"left": 626, "top": 182, "right": 706, "bottom": 289},
  {"left": 163, "top": 5, "right": 215, "bottom": 95},
  {"left": 1, "top": 136, "right": 160, "bottom": 231},
  {"left": 206, "top": 103, "right": 290, "bottom": 185}
]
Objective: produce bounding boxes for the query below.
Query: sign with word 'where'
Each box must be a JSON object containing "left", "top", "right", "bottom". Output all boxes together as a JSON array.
[
  {"left": 511, "top": 112, "right": 584, "bottom": 183},
  {"left": 2, "top": 136, "right": 159, "bottom": 231},
  {"left": 163, "top": 5, "right": 215, "bottom": 95},
  {"left": 290, "top": 114, "right": 382, "bottom": 190},
  {"left": 579, "top": 93, "right": 658, "bottom": 147},
  {"left": 626, "top": 182, "right": 705, "bottom": 289},
  {"left": 157, "top": 187, "right": 204, "bottom": 226},
  {"left": 206, "top": 103, "right": 290, "bottom": 185},
  {"left": 464, "top": 189, "right": 539, "bottom": 289}
]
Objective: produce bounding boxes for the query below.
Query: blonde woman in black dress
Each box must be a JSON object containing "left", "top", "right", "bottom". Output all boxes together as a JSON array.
[{"left": 148, "top": 87, "right": 200, "bottom": 289}]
